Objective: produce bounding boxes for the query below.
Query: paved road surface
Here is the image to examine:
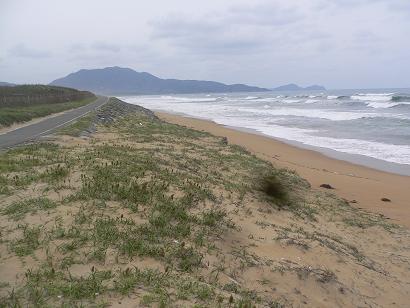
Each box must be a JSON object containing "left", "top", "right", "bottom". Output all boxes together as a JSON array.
[{"left": 0, "top": 96, "right": 108, "bottom": 150}]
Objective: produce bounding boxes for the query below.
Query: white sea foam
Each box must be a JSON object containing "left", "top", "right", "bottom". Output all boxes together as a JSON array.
[
  {"left": 250, "top": 97, "right": 280, "bottom": 103},
  {"left": 136, "top": 95, "right": 221, "bottom": 103},
  {"left": 351, "top": 93, "right": 394, "bottom": 102},
  {"left": 304, "top": 99, "right": 319, "bottom": 104},
  {"left": 236, "top": 107, "right": 375, "bottom": 121},
  {"left": 244, "top": 96, "right": 259, "bottom": 100},
  {"left": 366, "top": 101, "right": 399, "bottom": 108},
  {"left": 366, "top": 101, "right": 410, "bottom": 109},
  {"left": 283, "top": 99, "right": 302, "bottom": 103}
]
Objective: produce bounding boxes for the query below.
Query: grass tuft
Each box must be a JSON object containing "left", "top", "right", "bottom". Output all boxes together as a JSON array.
[
  {"left": 4, "top": 197, "right": 58, "bottom": 220},
  {"left": 258, "top": 174, "right": 289, "bottom": 205},
  {"left": 11, "top": 225, "right": 41, "bottom": 256}
]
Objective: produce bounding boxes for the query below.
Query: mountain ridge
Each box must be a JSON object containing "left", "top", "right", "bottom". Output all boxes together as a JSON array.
[
  {"left": 272, "top": 83, "right": 326, "bottom": 91},
  {"left": 50, "top": 66, "right": 269, "bottom": 95}
]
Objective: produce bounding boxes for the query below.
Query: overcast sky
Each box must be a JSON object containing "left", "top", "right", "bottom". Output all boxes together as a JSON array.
[{"left": 1, "top": 0, "right": 409, "bottom": 89}]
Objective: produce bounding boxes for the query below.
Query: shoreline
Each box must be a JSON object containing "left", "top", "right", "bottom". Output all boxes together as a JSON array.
[
  {"left": 210, "top": 121, "right": 410, "bottom": 177},
  {"left": 157, "top": 111, "right": 410, "bottom": 228}
]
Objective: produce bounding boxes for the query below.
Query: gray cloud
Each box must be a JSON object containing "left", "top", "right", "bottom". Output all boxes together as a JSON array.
[
  {"left": 227, "top": 2, "right": 304, "bottom": 26},
  {"left": 150, "top": 2, "right": 334, "bottom": 58},
  {"left": 150, "top": 4, "right": 304, "bottom": 56},
  {"left": 91, "top": 41, "right": 121, "bottom": 53},
  {"left": 152, "top": 18, "right": 268, "bottom": 55},
  {"left": 0, "top": 0, "right": 409, "bottom": 88},
  {"left": 9, "top": 44, "right": 52, "bottom": 59},
  {"left": 68, "top": 43, "right": 87, "bottom": 53}
]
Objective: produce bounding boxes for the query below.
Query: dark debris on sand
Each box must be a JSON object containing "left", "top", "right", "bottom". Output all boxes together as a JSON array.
[{"left": 320, "top": 184, "right": 334, "bottom": 189}]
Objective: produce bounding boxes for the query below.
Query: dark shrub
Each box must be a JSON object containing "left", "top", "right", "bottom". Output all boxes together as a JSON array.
[{"left": 258, "top": 174, "right": 289, "bottom": 205}]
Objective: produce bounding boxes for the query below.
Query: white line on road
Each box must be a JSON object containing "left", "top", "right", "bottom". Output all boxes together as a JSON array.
[{"left": 31, "top": 97, "right": 108, "bottom": 138}]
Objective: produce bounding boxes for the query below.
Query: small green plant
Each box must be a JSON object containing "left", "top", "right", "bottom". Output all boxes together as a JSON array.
[
  {"left": 3, "top": 197, "right": 58, "bottom": 220},
  {"left": 40, "top": 164, "right": 69, "bottom": 183},
  {"left": 11, "top": 225, "right": 41, "bottom": 256},
  {"left": 201, "top": 208, "right": 226, "bottom": 227},
  {"left": 24, "top": 266, "right": 112, "bottom": 302}
]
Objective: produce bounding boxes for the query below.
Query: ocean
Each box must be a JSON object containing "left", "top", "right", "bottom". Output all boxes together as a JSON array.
[{"left": 120, "top": 88, "right": 410, "bottom": 175}]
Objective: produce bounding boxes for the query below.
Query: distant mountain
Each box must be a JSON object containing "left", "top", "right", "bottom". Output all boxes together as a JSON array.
[
  {"left": 272, "top": 84, "right": 326, "bottom": 91},
  {"left": 0, "top": 82, "right": 16, "bottom": 87},
  {"left": 305, "top": 85, "right": 326, "bottom": 91},
  {"left": 50, "top": 67, "right": 269, "bottom": 95}
]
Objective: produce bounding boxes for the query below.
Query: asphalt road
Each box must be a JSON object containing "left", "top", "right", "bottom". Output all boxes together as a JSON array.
[{"left": 0, "top": 96, "right": 108, "bottom": 150}]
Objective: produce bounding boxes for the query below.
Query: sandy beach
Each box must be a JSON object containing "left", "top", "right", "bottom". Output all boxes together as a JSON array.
[{"left": 157, "top": 112, "right": 410, "bottom": 228}]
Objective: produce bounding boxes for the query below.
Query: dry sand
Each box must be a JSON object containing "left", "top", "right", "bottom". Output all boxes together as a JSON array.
[{"left": 157, "top": 112, "right": 410, "bottom": 228}]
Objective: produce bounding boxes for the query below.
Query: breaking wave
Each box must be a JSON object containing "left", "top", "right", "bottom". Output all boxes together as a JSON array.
[{"left": 392, "top": 95, "right": 410, "bottom": 102}]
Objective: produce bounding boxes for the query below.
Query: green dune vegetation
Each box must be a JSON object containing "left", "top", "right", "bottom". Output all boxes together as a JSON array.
[
  {"left": 0, "top": 85, "right": 95, "bottom": 127},
  {"left": 0, "top": 98, "right": 409, "bottom": 307}
]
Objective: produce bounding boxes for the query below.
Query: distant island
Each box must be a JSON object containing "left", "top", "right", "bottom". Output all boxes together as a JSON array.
[
  {"left": 271, "top": 83, "right": 326, "bottom": 91},
  {"left": 50, "top": 66, "right": 269, "bottom": 95}
]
